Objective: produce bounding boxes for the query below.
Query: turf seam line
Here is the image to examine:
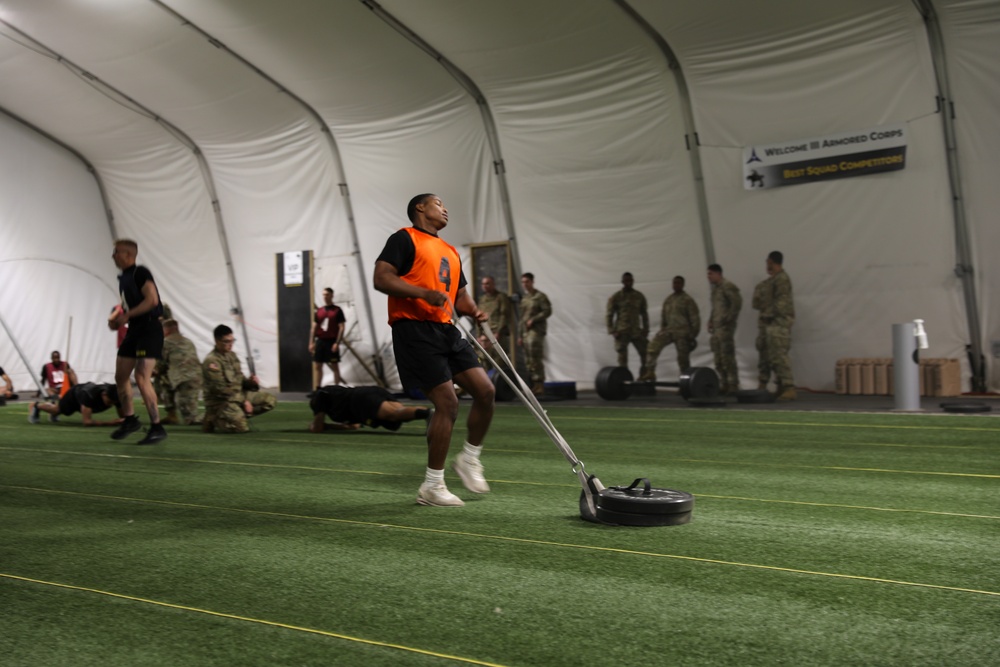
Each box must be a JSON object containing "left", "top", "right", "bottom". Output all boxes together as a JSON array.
[
  {"left": 7, "top": 485, "right": 999, "bottom": 599},
  {"left": 3, "top": 452, "right": 996, "bottom": 519},
  {"left": 0, "top": 573, "right": 509, "bottom": 667},
  {"left": 694, "top": 494, "right": 1000, "bottom": 520},
  {"left": 557, "top": 415, "right": 1000, "bottom": 432},
  {"left": 4, "top": 445, "right": 996, "bottom": 482}
]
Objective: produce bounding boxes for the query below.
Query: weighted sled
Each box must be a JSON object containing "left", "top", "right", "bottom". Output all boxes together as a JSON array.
[
  {"left": 595, "top": 365, "right": 720, "bottom": 401},
  {"left": 596, "top": 505, "right": 693, "bottom": 526}
]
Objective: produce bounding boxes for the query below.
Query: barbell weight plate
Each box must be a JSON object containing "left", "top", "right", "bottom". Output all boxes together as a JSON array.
[
  {"left": 686, "top": 397, "right": 727, "bottom": 407},
  {"left": 598, "top": 482, "right": 695, "bottom": 515},
  {"left": 736, "top": 389, "right": 775, "bottom": 404},
  {"left": 678, "top": 366, "right": 720, "bottom": 399},
  {"left": 595, "top": 505, "right": 693, "bottom": 526},
  {"left": 595, "top": 366, "right": 634, "bottom": 401},
  {"left": 939, "top": 402, "right": 992, "bottom": 414}
]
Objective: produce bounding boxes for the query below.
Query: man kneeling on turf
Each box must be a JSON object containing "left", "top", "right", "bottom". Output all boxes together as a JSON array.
[
  {"left": 29, "top": 380, "right": 122, "bottom": 427},
  {"left": 202, "top": 325, "right": 277, "bottom": 433},
  {"left": 308, "top": 385, "right": 431, "bottom": 432}
]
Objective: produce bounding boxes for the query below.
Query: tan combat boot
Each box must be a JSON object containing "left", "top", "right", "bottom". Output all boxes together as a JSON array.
[
  {"left": 162, "top": 409, "right": 180, "bottom": 425},
  {"left": 776, "top": 386, "right": 797, "bottom": 401}
]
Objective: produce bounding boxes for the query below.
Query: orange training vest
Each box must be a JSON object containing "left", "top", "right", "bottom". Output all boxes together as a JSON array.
[{"left": 387, "top": 227, "right": 461, "bottom": 325}]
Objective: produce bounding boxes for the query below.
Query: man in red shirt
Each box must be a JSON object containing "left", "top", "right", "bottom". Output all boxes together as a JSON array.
[
  {"left": 373, "top": 193, "right": 495, "bottom": 507},
  {"left": 39, "top": 351, "right": 70, "bottom": 398},
  {"left": 309, "top": 287, "right": 346, "bottom": 389}
]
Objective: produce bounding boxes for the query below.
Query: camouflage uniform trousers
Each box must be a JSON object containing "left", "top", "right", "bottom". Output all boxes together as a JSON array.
[
  {"left": 170, "top": 379, "right": 202, "bottom": 425},
  {"left": 763, "top": 323, "right": 793, "bottom": 390},
  {"left": 756, "top": 325, "right": 771, "bottom": 387},
  {"left": 202, "top": 390, "right": 277, "bottom": 434},
  {"left": 153, "top": 374, "right": 174, "bottom": 412},
  {"left": 646, "top": 330, "right": 696, "bottom": 375},
  {"left": 478, "top": 332, "right": 510, "bottom": 370},
  {"left": 613, "top": 332, "right": 648, "bottom": 373},
  {"left": 710, "top": 325, "right": 739, "bottom": 392},
  {"left": 522, "top": 330, "right": 546, "bottom": 383}
]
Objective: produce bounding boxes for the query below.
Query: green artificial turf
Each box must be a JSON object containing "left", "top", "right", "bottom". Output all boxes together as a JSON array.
[{"left": 1, "top": 399, "right": 998, "bottom": 666}]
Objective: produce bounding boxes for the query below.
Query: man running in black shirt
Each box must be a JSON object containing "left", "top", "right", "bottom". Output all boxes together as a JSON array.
[{"left": 108, "top": 239, "right": 167, "bottom": 444}]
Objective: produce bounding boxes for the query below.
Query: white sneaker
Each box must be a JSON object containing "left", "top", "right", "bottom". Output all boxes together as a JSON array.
[
  {"left": 452, "top": 451, "right": 490, "bottom": 494},
  {"left": 416, "top": 482, "right": 464, "bottom": 507}
]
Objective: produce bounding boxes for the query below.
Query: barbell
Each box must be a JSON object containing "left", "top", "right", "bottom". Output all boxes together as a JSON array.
[{"left": 595, "top": 365, "right": 720, "bottom": 401}]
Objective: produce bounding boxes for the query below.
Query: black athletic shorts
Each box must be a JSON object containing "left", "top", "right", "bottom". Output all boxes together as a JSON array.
[
  {"left": 313, "top": 338, "right": 341, "bottom": 363},
  {"left": 118, "top": 319, "right": 164, "bottom": 359},
  {"left": 390, "top": 320, "right": 480, "bottom": 393}
]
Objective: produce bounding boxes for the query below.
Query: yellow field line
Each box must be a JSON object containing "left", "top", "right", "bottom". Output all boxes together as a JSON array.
[
  {"left": 556, "top": 414, "right": 1000, "bottom": 433},
  {"left": 695, "top": 494, "right": 1000, "bottom": 520},
  {"left": 6, "top": 485, "right": 999, "bottom": 598},
  {"left": 0, "top": 573, "right": 507, "bottom": 667},
  {"left": 7, "top": 444, "right": 997, "bottom": 479},
  {"left": 3, "top": 448, "right": 996, "bottom": 517},
  {"left": 666, "top": 456, "right": 1000, "bottom": 479}
]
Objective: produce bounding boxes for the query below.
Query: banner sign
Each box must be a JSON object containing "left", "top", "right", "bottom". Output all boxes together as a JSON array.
[
  {"left": 283, "top": 250, "right": 303, "bottom": 286},
  {"left": 743, "top": 123, "right": 907, "bottom": 190}
]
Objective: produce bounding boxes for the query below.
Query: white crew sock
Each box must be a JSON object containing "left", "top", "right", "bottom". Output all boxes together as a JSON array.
[
  {"left": 463, "top": 442, "right": 483, "bottom": 459},
  {"left": 424, "top": 467, "right": 445, "bottom": 486}
]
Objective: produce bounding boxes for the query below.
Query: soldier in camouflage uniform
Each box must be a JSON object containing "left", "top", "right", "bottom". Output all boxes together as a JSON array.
[
  {"left": 476, "top": 276, "right": 513, "bottom": 369},
  {"left": 751, "top": 281, "right": 770, "bottom": 393},
  {"left": 707, "top": 264, "right": 743, "bottom": 394},
  {"left": 641, "top": 276, "right": 701, "bottom": 382},
  {"left": 606, "top": 272, "right": 649, "bottom": 376},
  {"left": 517, "top": 272, "right": 552, "bottom": 396},
  {"left": 201, "top": 324, "right": 277, "bottom": 433},
  {"left": 151, "top": 302, "right": 175, "bottom": 417},
  {"left": 752, "top": 251, "right": 796, "bottom": 401},
  {"left": 158, "top": 319, "right": 202, "bottom": 425}
]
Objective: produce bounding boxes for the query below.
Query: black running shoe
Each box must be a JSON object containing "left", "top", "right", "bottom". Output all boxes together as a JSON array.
[
  {"left": 136, "top": 423, "right": 167, "bottom": 445},
  {"left": 111, "top": 416, "right": 142, "bottom": 440}
]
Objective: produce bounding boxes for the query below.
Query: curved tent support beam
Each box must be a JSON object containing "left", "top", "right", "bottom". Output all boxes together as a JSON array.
[
  {"left": 0, "top": 18, "right": 255, "bottom": 374},
  {"left": 149, "top": 0, "right": 386, "bottom": 384},
  {"left": 912, "top": 0, "right": 985, "bottom": 392},
  {"left": 613, "top": 0, "right": 716, "bottom": 266},
  {"left": 361, "top": 0, "right": 523, "bottom": 284}
]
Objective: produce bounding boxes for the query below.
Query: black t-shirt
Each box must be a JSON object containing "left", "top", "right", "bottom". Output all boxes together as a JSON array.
[
  {"left": 118, "top": 265, "right": 163, "bottom": 324},
  {"left": 311, "top": 385, "right": 354, "bottom": 423},
  {"left": 310, "top": 385, "right": 394, "bottom": 425},
  {"left": 77, "top": 383, "right": 115, "bottom": 413},
  {"left": 59, "top": 383, "right": 115, "bottom": 416},
  {"left": 376, "top": 228, "right": 467, "bottom": 290}
]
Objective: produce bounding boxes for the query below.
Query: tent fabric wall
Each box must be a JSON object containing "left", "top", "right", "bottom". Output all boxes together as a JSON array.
[
  {"left": 0, "top": 111, "right": 118, "bottom": 389},
  {"left": 1, "top": 0, "right": 997, "bottom": 394},
  {"left": 632, "top": 0, "right": 966, "bottom": 388},
  {"left": 938, "top": 0, "right": 1000, "bottom": 389}
]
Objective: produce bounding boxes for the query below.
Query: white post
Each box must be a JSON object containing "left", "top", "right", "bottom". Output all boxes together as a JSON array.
[{"left": 893, "top": 323, "right": 921, "bottom": 411}]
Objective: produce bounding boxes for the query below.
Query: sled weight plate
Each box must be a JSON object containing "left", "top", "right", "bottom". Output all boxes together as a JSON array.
[
  {"left": 598, "top": 478, "right": 695, "bottom": 515},
  {"left": 596, "top": 505, "right": 693, "bottom": 526}
]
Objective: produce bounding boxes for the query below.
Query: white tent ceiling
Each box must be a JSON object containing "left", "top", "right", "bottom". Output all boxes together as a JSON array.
[{"left": 1, "top": 0, "right": 998, "bottom": 394}]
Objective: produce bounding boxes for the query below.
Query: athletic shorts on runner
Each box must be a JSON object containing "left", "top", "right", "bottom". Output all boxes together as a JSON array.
[
  {"left": 391, "top": 320, "right": 480, "bottom": 393},
  {"left": 118, "top": 320, "right": 164, "bottom": 359}
]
